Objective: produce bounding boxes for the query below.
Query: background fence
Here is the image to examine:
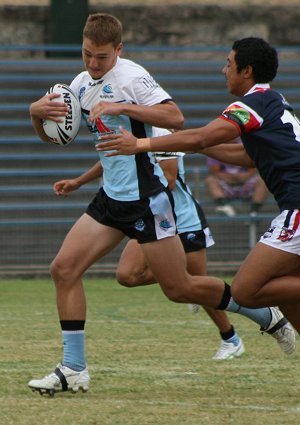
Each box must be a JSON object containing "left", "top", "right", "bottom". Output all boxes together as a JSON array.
[{"left": 1, "top": 44, "right": 299, "bottom": 277}]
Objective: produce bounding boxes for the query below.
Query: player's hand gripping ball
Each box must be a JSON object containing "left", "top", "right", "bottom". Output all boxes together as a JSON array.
[{"left": 43, "top": 83, "right": 81, "bottom": 146}]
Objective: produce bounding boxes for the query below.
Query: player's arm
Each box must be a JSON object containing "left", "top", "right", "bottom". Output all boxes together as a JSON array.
[
  {"left": 202, "top": 143, "right": 255, "bottom": 168},
  {"left": 54, "top": 161, "right": 103, "bottom": 196},
  {"left": 96, "top": 118, "right": 239, "bottom": 156},
  {"left": 30, "top": 93, "right": 69, "bottom": 142},
  {"left": 89, "top": 101, "right": 184, "bottom": 131}
]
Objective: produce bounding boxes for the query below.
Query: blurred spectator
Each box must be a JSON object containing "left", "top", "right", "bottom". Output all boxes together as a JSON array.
[{"left": 205, "top": 157, "right": 269, "bottom": 217}]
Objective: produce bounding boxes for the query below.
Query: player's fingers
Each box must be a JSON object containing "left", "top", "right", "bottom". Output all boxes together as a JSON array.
[
  {"left": 95, "top": 141, "right": 119, "bottom": 151},
  {"left": 104, "top": 151, "right": 119, "bottom": 157}
]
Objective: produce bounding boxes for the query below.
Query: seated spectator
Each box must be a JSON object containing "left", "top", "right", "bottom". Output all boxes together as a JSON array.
[{"left": 205, "top": 157, "right": 269, "bottom": 216}]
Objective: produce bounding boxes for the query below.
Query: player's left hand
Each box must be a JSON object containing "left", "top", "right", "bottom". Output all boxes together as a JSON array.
[
  {"left": 53, "top": 179, "right": 81, "bottom": 196},
  {"left": 96, "top": 127, "right": 138, "bottom": 157}
]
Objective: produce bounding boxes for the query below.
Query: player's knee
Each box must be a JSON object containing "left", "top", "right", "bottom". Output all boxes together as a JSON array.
[
  {"left": 231, "top": 285, "right": 256, "bottom": 308},
  {"left": 50, "top": 257, "right": 78, "bottom": 285},
  {"left": 116, "top": 270, "right": 138, "bottom": 288},
  {"left": 163, "top": 286, "right": 187, "bottom": 303}
]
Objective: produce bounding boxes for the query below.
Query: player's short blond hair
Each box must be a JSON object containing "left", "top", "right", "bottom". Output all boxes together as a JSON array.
[{"left": 83, "top": 13, "right": 122, "bottom": 47}]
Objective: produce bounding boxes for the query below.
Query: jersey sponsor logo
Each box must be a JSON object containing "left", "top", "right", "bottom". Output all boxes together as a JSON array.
[
  {"left": 134, "top": 218, "right": 145, "bottom": 232},
  {"left": 280, "top": 94, "right": 292, "bottom": 109},
  {"left": 159, "top": 220, "right": 172, "bottom": 231},
  {"left": 223, "top": 105, "right": 250, "bottom": 125},
  {"left": 222, "top": 101, "right": 263, "bottom": 132},
  {"left": 79, "top": 86, "right": 86, "bottom": 100},
  {"left": 88, "top": 80, "right": 104, "bottom": 87},
  {"left": 139, "top": 74, "right": 160, "bottom": 90},
  {"left": 262, "top": 226, "right": 275, "bottom": 239}
]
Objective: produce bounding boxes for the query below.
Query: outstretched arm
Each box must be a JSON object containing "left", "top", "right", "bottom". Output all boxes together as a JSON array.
[
  {"left": 95, "top": 118, "right": 240, "bottom": 156},
  {"left": 202, "top": 143, "right": 255, "bottom": 168}
]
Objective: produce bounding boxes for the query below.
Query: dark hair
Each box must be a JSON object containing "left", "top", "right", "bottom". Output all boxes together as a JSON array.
[
  {"left": 83, "top": 13, "right": 122, "bottom": 47},
  {"left": 232, "top": 37, "right": 278, "bottom": 83}
]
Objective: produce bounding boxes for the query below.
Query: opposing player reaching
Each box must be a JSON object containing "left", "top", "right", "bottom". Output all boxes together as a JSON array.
[
  {"left": 28, "top": 22, "right": 295, "bottom": 396},
  {"left": 97, "top": 38, "right": 300, "bottom": 336}
]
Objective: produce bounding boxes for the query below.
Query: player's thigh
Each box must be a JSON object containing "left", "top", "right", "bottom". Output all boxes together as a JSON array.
[
  {"left": 141, "top": 235, "right": 188, "bottom": 287},
  {"left": 54, "top": 213, "right": 125, "bottom": 271},
  {"left": 185, "top": 249, "right": 207, "bottom": 276},
  {"left": 232, "top": 242, "right": 300, "bottom": 297},
  {"left": 117, "top": 239, "right": 149, "bottom": 279}
]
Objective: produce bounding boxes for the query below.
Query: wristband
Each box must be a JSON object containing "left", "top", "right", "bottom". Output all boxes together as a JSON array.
[{"left": 136, "top": 137, "right": 151, "bottom": 152}]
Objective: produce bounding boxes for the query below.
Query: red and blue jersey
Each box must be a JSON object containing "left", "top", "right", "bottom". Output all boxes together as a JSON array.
[{"left": 219, "top": 84, "right": 300, "bottom": 211}]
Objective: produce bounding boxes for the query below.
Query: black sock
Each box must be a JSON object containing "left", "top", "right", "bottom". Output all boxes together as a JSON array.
[
  {"left": 220, "top": 325, "right": 235, "bottom": 341},
  {"left": 60, "top": 320, "right": 85, "bottom": 331},
  {"left": 217, "top": 282, "right": 232, "bottom": 310}
]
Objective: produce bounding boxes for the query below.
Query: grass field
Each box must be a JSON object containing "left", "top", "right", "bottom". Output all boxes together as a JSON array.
[{"left": 1, "top": 278, "right": 300, "bottom": 425}]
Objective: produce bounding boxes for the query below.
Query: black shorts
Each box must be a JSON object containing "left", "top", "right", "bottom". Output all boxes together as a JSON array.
[
  {"left": 86, "top": 187, "right": 177, "bottom": 244},
  {"left": 179, "top": 228, "right": 214, "bottom": 253}
]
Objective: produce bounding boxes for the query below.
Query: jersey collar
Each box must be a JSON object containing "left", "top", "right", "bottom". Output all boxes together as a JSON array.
[{"left": 245, "top": 83, "right": 271, "bottom": 96}]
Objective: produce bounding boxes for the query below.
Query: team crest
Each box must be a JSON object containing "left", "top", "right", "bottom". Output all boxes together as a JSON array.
[
  {"left": 159, "top": 220, "right": 172, "bottom": 231},
  {"left": 278, "top": 227, "right": 295, "bottom": 242},
  {"left": 134, "top": 219, "right": 145, "bottom": 232}
]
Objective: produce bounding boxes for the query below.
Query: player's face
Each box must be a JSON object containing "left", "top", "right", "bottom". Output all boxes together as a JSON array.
[
  {"left": 82, "top": 38, "right": 123, "bottom": 79},
  {"left": 222, "top": 50, "right": 246, "bottom": 97}
]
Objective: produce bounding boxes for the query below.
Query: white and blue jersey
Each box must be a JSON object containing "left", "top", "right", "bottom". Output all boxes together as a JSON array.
[
  {"left": 155, "top": 151, "right": 208, "bottom": 233},
  {"left": 70, "top": 57, "right": 172, "bottom": 201},
  {"left": 152, "top": 126, "right": 209, "bottom": 234}
]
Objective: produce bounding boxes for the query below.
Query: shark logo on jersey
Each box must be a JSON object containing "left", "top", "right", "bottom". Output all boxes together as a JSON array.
[
  {"left": 159, "top": 220, "right": 172, "bottom": 231},
  {"left": 103, "top": 84, "right": 113, "bottom": 94},
  {"left": 134, "top": 218, "right": 145, "bottom": 232},
  {"left": 99, "top": 84, "right": 114, "bottom": 99}
]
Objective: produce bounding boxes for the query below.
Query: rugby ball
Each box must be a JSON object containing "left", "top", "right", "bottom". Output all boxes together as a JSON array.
[{"left": 43, "top": 83, "right": 81, "bottom": 146}]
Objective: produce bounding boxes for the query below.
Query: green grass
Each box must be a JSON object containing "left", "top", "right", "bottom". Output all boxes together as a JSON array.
[{"left": 0, "top": 278, "right": 299, "bottom": 425}]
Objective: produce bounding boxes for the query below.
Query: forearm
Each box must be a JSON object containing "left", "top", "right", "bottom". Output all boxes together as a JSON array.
[
  {"left": 75, "top": 162, "right": 103, "bottom": 186},
  {"left": 31, "top": 115, "right": 50, "bottom": 143},
  {"left": 202, "top": 144, "right": 255, "bottom": 168},
  {"left": 122, "top": 102, "right": 184, "bottom": 130},
  {"left": 136, "top": 119, "right": 240, "bottom": 154},
  {"left": 137, "top": 129, "right": 208, "bottom": 153}
]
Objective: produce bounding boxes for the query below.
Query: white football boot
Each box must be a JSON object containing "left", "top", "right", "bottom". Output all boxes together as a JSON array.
[
  {"left": 212, "top": 338, "right": 245, "bottom": 360},
  {"left": 28, "top": 363, "right": 90, "bottom": 396},
  {"left": 261, "top": 307, "right": 296, "bottom": 354}
]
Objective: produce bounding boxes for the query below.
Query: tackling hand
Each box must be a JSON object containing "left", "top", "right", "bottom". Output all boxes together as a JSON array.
[{"left": 95, "top": 127, "right": 139, "bottom": 157}]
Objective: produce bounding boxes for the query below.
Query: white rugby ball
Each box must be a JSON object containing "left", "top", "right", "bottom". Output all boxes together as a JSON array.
[{"left": 43, "top": 83, "right": 81, "bottom": 146}]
